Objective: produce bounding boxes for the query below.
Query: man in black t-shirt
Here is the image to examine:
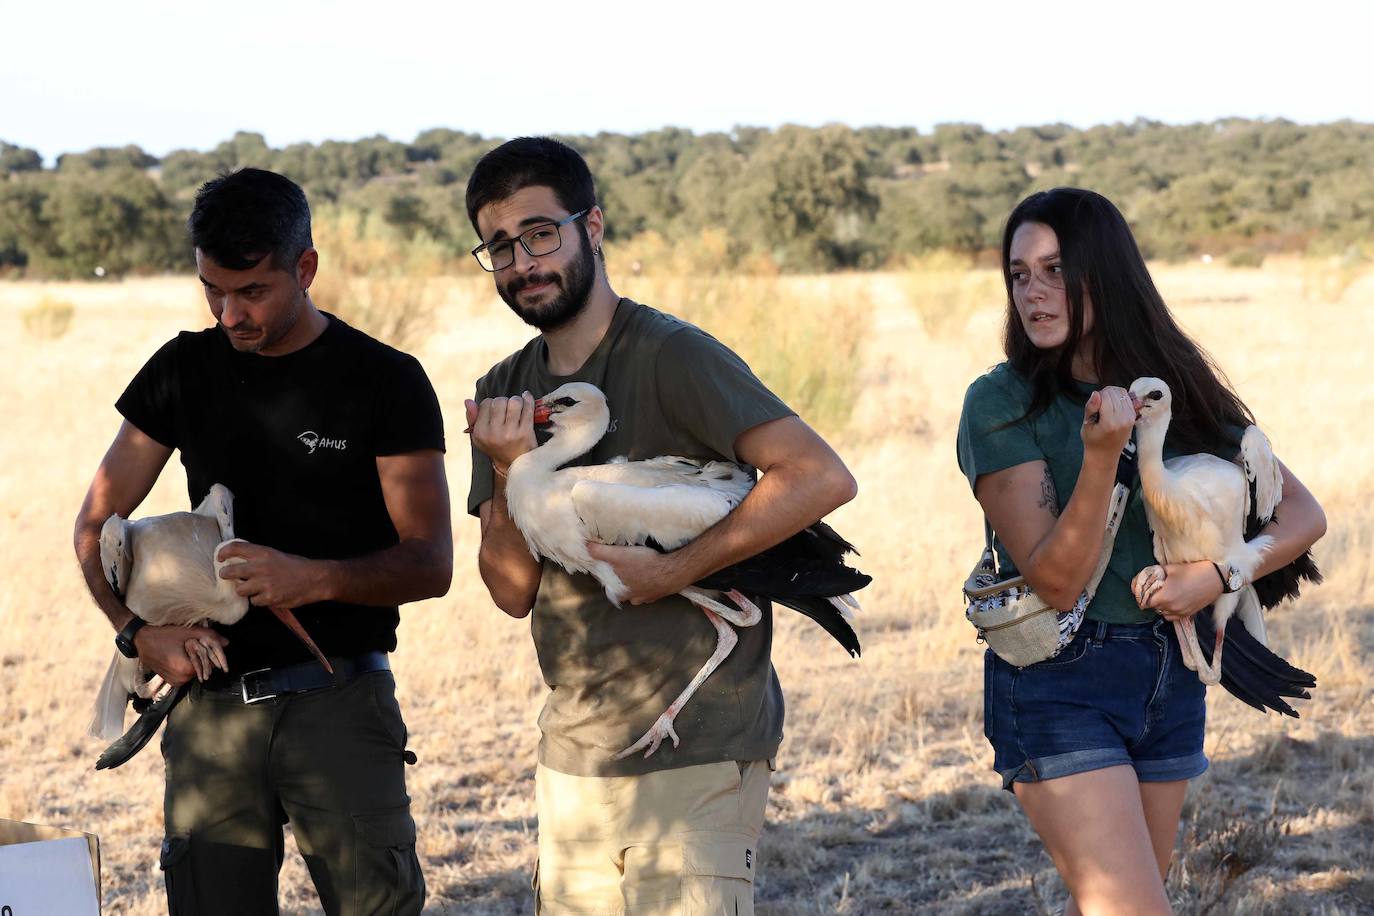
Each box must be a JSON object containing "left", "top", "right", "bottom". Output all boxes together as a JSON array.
[{"left": 73, "top": 168, "right": 450, "bottom": 915}]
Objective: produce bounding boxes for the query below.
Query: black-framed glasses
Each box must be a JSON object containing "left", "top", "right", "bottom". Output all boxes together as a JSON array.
[{"left": 471, "top": 210, "right": 588, "bottom": 272}]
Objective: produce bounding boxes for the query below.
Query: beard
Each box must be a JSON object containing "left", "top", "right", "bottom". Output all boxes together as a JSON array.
[
  {"left": 497, "top": 234, "right": 596, "bottom": 332},
  {"left": 220, "top": 289, "right": 304, "bottom": 354}
]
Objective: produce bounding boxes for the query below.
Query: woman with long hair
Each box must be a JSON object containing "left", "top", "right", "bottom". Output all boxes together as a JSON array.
[{"left": 957, "top": 188, "right": 1326, "bottom": 914}]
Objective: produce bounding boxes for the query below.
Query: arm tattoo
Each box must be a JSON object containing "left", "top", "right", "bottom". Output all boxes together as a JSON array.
[{"left": 1038, "top": 467, "right": 1060, "bottom": 518}]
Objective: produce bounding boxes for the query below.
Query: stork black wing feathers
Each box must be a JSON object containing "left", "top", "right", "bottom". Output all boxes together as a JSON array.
[
  {"left": 1244, "top": 476, "right": 1323, "bottom": 610},
  {"left": 1251, "top": 548, "right": 1322, "bottom": 610},
  {"left": 770, "top": 595, "right": 862, "bottom": 657},
  {"left": 1192, "top": 607, "right": 1315, "bottom": 718},
  {"left": 695, "top": 522, "right": 868, "bottom": 658},
  {"left": 95, "top": 683, "right": 189, "bottom": 770}
]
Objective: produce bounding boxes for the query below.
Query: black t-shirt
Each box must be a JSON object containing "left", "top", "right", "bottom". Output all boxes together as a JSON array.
[{"left": 116, "top": 313, "right": 445, "bottom": 673}]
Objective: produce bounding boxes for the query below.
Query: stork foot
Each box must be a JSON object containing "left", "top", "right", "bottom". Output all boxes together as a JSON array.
[
  {"left": 1132, "top": 565, "right": 1167, "bottom": 610},
  {"left": 612, "top": 713, "right": 682, "bottom": 761}
]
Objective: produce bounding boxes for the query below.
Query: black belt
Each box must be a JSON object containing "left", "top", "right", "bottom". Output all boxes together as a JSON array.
[{"left": 203, "top": 651, "right": 391, "bottom": 705}]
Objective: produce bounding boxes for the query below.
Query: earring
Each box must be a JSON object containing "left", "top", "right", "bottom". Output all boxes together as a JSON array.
[{"left": 593, "top": 245, "right": 603, "bottom": 257}]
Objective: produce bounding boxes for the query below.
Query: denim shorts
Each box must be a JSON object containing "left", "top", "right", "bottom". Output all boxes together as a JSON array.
[{"left": 984, "top": 617, "right": 1208, "bottom": 791}]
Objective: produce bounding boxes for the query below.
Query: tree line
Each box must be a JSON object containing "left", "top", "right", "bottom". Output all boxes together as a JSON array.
[{"left": 2, "top": 118, "right": 1372, "bottom": 278}]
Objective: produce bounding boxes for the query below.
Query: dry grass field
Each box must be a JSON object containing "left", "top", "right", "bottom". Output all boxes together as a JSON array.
[{"left": 1, "top": 258, "right": 1372, "bottom": 914}]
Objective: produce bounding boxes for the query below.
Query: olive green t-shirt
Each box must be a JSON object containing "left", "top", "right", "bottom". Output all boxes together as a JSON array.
[
  {"left": 956, "top": 363, "right": 1240, "bottom": 624},
  {"left": 468, "top": 298, "right": 796, "bottom": 777}
]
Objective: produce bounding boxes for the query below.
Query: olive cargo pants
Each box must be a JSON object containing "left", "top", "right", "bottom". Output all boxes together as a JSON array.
[{"left": 158, "top": 670, "right": 424, "bottom": 915}]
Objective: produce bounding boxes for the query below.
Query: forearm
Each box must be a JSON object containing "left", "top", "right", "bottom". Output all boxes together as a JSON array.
[
  {"left": 477, "top": 480, "right": 543, "bottom": 617},
  {"left": 72, "top": 425, "right": 170, "bottom": 632},
  {"left": 1024, "top": 451, "right": 1117, "bottom": 608},
  {"left": 1251, "top": 465, "right": 1326, "bottom": 581},
  {"left": 311, "top": 538, "right": 452, "bottom": 608},
  {"left": 73, "top": 518, "right": 137, "bottom": 632},
  {"left": 666, "top": 457, "right": 857, "bottom": 587}
]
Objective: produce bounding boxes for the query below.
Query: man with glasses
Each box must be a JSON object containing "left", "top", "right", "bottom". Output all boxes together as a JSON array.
[{"left": 464, "top": 137, "right": 858, "bottom": 914}]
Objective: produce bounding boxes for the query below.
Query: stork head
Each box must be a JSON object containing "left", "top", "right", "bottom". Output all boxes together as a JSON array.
[
  {"left": 533, "top": 382, "right": 610, "bottom": 438},
  {"left": 1129, "top": 377, "right": 1172, "bottom": 426}
]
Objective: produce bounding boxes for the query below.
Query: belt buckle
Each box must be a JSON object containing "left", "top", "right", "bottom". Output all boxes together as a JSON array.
[{"left": 240, "top": 668, "right": 277, "bottom": 705}]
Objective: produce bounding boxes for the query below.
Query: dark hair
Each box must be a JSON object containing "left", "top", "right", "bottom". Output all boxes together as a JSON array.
[
  {"left": 465, "top": 137, "right": 598, "bottom": 236},
  {"left": 188, "top": 168, "right": 313, "bottom": 271},
  {"left": 1001, "top": 188, "right": 1251, "bottom": 454}
]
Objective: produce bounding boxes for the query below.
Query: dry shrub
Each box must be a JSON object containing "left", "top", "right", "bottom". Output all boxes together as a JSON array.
[
  {"left": 629, "top": 273, "right": 868, "bottom": 437},
  {"left": 21, "top": 296, "right": 75, "bottom": 340},
  {"left": 609, "top": 228, "right": 780, "bottom": 279},
  {"left": 1169, "top": 789, "right": 1286, "bottom": 913},
  {"left": 309, "top": 210, "right": 447, "bottom": 352},
  {"left": 899, "top": 250, "right": 1003, "bottom": 338}
]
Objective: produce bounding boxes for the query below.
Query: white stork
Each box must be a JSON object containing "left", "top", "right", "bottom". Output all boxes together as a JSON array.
[
  {"left": 1128, "top": 378, "right": 1318, "bottom": 714},
  {"left": 91, "top": 483, "right": 333, "bottom": 768},
  {"left": 504, "top": 382, "right": 867, "bottom": 760}
]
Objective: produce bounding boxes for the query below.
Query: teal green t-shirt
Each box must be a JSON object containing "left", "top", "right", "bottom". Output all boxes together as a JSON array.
[{"left": 956, "top": 363, "right": 1239, "bottom": 624}]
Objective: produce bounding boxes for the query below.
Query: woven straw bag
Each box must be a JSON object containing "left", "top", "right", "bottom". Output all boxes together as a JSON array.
[{"left": 964, "top": 481, "right": 1131, "bottom": 667}]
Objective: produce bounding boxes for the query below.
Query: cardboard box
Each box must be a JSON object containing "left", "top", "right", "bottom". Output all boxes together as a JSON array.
[{"left": 0, "top": 818, "right": 101, "bottom": 915}]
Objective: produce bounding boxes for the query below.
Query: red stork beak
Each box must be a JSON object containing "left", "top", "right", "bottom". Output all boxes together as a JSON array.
[{"left": 269, "top": 606, "right": 334, "bottom": 674}]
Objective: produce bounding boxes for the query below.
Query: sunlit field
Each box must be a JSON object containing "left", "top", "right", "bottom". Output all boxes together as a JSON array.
[{"left": 1, "top": 257, "right": 1372, "bottom": 914}]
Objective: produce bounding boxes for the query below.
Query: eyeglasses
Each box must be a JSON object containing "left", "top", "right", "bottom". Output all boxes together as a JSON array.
[{"left": 471, "top": 210, "right": 588, "bottom": 272}]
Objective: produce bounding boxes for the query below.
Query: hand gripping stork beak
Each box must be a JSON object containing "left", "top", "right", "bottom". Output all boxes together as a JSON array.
[
  {"left": 269, "top": 606, "right": 334, "bottom": 674},
  {"left": 463, "top": 398, "right": 553, "bottom": 434}
]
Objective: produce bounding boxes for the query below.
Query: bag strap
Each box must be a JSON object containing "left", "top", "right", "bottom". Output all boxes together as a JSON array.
[{"left": 969, "top": 437, "right": 1137, "bottom": 602}]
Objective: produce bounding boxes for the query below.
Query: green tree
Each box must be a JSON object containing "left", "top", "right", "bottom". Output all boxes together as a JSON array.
[
  {"left": 0, "top": 141, "right": 43, "bottom": 175},
  {"left": 729, "top": 124, "right": 879, "bottom": 270}
]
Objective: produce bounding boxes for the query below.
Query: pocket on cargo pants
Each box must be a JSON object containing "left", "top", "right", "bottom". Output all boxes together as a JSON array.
[
  {"left": 352, "top": 808, "right": 425, "bottom": 915},
  {"left": 160, "top": 832, "right": 280, "bottom": 915},
  {"left": 680, "top": 830, "right": 757, "bottom": 916}
]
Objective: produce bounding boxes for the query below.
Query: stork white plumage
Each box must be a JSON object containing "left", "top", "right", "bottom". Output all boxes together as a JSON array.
[
  {"left": 1128, "top": 377, "right": 1317, "bottom": 706},
  {"left": 90, "top": 484, "right": 245, "bottom": 740},
  {"left": 90, "top": 484, "right": 333, "bottom": 750},
  {"left": 504, "top": 382, "right": 866, "bottom": 760}
]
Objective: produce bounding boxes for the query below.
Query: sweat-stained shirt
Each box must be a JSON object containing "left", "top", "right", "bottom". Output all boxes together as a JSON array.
[
  {"left": 467, "top": 298, "right": 796, "bottom": 777},
  {"left": 957, "top": 362, "right": 1242, "bottom": 624}
]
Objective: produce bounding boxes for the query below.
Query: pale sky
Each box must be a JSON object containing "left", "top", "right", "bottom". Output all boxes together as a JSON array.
[{"left": 5, "top": 0, "right": 1372, "bottom": 164}]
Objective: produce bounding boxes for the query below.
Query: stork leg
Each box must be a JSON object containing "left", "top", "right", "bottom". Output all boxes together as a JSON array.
[
  {"left": 613, "top": 589, "right": 763, "bottom": 761},
  {"left": 1187, "top": 592, "right": 1240, "bottom": 686},
  {"left": 1174, "top": 616, "right": 1222, "bottom": 686},
  {"left": 269, "top": 606, "right": 335, "bottom": 674}
]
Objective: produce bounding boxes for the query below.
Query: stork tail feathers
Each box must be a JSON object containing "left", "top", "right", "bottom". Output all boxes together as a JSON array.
[{"left": 1192, "top": 606, "right": 1315, "bottom": 717}]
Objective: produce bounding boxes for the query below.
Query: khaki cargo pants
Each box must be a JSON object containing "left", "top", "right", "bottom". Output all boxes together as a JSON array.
[
  {"left": 159, "top": 671, "right": 425, "bottom": 915},
  {"left": 535, "top": 759, "right": 771, "bottom": 915}
]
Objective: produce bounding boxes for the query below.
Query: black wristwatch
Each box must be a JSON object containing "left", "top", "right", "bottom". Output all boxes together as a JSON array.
[
  {"left": 115, "top": 617, "right": 147, "bottom": 658},
  {"left": 1212, "top": 562, "right": 1243, "bottom": 594}
]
